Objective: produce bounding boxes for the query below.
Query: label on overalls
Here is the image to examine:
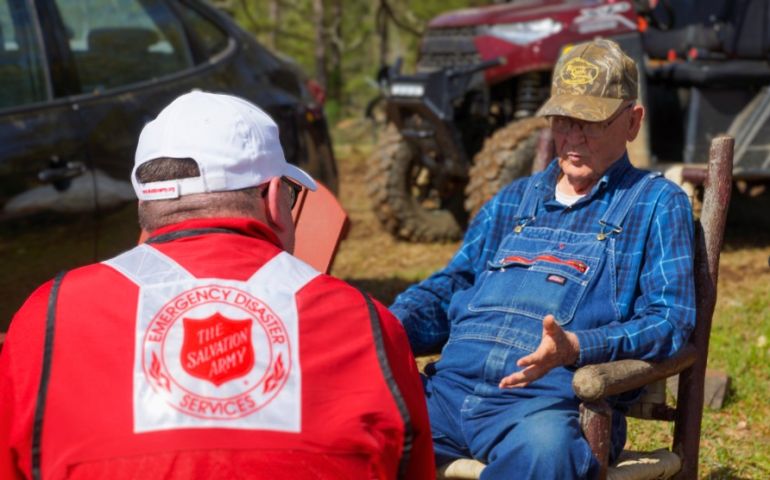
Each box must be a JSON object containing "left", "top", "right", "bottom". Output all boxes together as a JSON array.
[{"left": 104, "top": 245, "right": 318, "bottom": 433}]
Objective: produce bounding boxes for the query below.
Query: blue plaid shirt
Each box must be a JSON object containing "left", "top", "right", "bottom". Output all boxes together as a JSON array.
[{"left": 391, "top": 155, "right": 696, "bottom": 366}]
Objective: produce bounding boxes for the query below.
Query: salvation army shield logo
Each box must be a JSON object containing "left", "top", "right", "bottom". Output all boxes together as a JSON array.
[
  {"left": 181, "top": 314, "right": 255, "bottom": 386},
  {"left": 141, "top": 285, "right": 292, "bottom": 420}
]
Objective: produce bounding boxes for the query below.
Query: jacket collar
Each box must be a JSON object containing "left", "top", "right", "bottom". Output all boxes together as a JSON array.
[{"left": 147, "top": 217, "right": 283, "bottom": 248}]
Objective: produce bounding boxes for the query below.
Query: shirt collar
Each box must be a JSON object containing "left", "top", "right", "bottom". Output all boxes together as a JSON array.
[
  {"left": 540, "top": 152, "right": 632, "bottom": 204},
  {"left": 595, "top": 153, "right": 633, "bottom": 192}
]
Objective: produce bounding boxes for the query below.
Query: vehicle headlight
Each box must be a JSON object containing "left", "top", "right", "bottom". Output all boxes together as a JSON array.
[
  {"left": 484, "top": 19, "right": 562, "bottom": 46},
  {"left": 390, "top": 83, "right": 425, "bottom": 97}
]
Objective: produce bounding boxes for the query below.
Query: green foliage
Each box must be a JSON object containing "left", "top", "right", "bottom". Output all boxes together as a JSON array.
[
  {"left": 223, "top": 0, "right": 488, "bottom": 115},
  {"left": 324, "top": 98, "right": 342, "bottom": 124},
  {"left": 626, "top": 239, "right": 770, "bottom": 478},
  {"left": 229, "top": 2, "right": 315, "bottom": 64}
]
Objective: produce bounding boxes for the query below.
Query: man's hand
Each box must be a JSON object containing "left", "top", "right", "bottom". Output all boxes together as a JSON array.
[{"left": 498, "top": 315, "right": 580, "bottom": 389}]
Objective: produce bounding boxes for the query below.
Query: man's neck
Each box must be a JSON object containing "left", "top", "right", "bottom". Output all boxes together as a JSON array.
[{"left": 557, "top": 174, "right": 597, "bottom": 196}]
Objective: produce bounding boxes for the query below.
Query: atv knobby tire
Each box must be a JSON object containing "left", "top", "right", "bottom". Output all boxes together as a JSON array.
[
  {"left": 367, "top": 125, "right": 465, "bottom": 242},
  {"left": 464, "top": 117, "right": 549, "bottom": 217}
]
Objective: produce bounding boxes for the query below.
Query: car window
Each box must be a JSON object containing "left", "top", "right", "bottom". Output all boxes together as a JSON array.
[
  {"left": 54, "top": 0, "right": 194, "bottom": 93},
  {"left": 175, "top": 2, "right": 229, "bottom": 61},
  {"left": 0, "top": 0, "right": 47, "bottom": 109}
]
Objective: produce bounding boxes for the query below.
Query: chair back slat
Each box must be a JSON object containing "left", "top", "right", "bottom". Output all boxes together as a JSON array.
[{"left": 672, "top": 135, "right": 733, "bottom": 479}]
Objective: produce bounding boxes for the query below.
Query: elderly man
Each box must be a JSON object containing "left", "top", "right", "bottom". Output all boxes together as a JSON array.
[
  {"left": 0, "top": 91, "right": 434, "bottom": 479},
  {"left": 391, "top": 39, "right": 695, "bottom": 478}
]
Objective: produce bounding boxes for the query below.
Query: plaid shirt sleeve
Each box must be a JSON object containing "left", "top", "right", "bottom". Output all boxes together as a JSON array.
[
  {"left": 573, "top": 186, "right": 696, "bottom": 365},
  {"left": 389, "top": 197, "right": 505, "bottom": 354}
]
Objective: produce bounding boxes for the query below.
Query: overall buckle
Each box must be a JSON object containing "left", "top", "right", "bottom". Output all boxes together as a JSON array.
[{"left": 597, "top": 220, "right": 622, "bottom": 241}]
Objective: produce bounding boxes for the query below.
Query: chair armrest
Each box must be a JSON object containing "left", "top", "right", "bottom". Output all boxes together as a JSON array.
[{"left": 572, "top": 344, "right": 697, "bottom": 402}]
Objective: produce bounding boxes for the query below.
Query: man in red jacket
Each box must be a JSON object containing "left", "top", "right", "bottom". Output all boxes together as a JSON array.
[{"left": 0, "top": 91, "right": 434, "bottom": 480}]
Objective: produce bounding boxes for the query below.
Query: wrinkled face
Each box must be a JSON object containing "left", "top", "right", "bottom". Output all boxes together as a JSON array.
[{"left": 550, "top": 103, "right": 643, "bottom": 192}]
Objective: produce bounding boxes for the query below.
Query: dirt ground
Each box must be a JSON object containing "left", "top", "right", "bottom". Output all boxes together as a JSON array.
[{"left": 331, "top": 142, "right": 460, "bottom": 303}]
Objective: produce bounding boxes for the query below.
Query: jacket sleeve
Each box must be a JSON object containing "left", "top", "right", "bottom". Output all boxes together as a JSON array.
[
  {"left": 374, "top": 300, "right": 435, "bottom": 480},
  {"left": 0, "top": 280, "right": 54, "bottom": 480},
  {"left": 573, "top": 187, "right": 697, "bottom": 365}
]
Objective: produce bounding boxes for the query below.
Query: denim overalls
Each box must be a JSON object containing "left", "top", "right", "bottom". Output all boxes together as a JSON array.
[{"left": 425, "top": 169, "right": 660, "bottom": 479}]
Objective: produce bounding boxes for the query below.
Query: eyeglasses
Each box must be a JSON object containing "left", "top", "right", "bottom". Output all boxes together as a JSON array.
[
  {"left": 281, "top": 177, "right": 304, "bottom": 210},
  {"left": 261, "top": 177, "right": 304, "bottom": 210},
  {"left": 549, "top": 103, "right": 634, "bottom": 138}
]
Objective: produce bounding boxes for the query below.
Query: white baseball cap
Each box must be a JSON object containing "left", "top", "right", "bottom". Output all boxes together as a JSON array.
[{"left": 132, "top": 90, "right": 317, "bottom": 201}]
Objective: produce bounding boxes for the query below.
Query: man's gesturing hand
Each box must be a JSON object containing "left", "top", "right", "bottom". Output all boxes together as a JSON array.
[{"left": 498, "top": 314, "right": 580, "bottom": 389}]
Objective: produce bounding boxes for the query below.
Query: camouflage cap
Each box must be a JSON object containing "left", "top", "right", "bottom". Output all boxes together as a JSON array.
[{"left": 537, "top": 38, "right": 638, "bottom": 122}]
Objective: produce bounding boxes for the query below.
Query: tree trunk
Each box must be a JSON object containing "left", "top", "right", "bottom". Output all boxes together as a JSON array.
[
  {"left": 312, "top": 0, "right": 327, "bottom": 89},
  {"left": 267, "top": 0, "right": 281, "bottom": 50},
  {"left": 377, "top": 1, "right": 389, "bottom": 67},
  {"left": 328, "top": 0, "right": 343, "bottom": 104}
]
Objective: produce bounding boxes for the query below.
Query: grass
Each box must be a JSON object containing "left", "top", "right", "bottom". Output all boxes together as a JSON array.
[
  {"left": 627, "top": 231, "right": 770, "bottom": 479},
  {"left": 330, "top": 120, "right": 770, "bottom": 479}
]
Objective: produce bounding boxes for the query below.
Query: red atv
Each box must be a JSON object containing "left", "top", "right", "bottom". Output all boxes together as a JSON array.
[{"left": 368, "top": 0, "right": 770, "bottom": 241}]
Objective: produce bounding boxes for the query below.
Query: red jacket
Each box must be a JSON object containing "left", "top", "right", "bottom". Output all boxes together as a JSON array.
[{"left": 0, "top": 218, "right": 434, "bottom": 480}]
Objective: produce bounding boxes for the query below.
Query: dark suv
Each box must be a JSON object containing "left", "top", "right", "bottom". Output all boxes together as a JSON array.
[{"left": 0, "top": 0, "right": 338, "bottom": 329}]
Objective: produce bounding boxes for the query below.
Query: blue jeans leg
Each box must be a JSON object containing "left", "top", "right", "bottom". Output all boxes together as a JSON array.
[
  {"left": 465, "top": 395, "right": 599, "bottom": 480},
  {"left": 424, "top": 376, "right": 473, "bottom": 467}
]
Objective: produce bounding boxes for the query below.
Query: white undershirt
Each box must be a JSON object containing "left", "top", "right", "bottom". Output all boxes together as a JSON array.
[{"left": 555, "top": 188, "right": 586, "bottom": 206}]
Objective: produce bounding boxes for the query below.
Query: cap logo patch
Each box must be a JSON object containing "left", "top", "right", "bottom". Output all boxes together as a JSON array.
[
  {"left": 138, "top": 180, "right": 181, "bottom": 200},
  {"left": 560, "top": 58, "right": 599, "bottom": 86}
]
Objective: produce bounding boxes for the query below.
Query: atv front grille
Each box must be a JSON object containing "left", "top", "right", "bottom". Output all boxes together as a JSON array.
[{"left": 418, "top": 26, "right": 480, "bottom": 71}]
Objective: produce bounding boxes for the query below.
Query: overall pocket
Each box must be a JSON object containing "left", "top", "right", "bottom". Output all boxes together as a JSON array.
[{"left": 468, "top": 250, "right": 600, "bottom": 325}]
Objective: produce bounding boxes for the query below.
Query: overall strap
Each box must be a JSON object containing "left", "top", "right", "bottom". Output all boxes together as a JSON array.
[
  {"left": 32, "top": 271, "right": 67, "bottom": 480},
  {"left": 597, "top": 171, "right": 662, "bottom": 240},
  {"left": 513, "top": 173, "right": 545, "bottom": 232},
  {"left": 357, "top": 289, "right": 413, "bottom": 479}
]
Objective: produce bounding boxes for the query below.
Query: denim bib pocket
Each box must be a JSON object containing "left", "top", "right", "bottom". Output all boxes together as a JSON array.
[
  {"left": 447, "top": 320, "right": 541, "bottom": 353},
  {"left": 467, "top": 251, "right": 600, "bottom": 325}
]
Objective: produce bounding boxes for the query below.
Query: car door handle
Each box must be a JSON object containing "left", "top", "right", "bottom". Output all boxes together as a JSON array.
[{"left": 38, "top": 161, "right": 87, "bottom": 183}]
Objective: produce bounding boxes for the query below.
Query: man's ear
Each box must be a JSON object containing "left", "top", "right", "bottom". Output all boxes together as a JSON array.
[
  {"left": 627, "top": 104, "right": 644, "bottom": 141},
  {"left": 264, "top": 176, "right": 290, "bottom": 232}
]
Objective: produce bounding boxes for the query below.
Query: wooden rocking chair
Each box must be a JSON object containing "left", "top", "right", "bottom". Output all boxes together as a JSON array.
[
  {"left": 438, "top": 135, "right": 734, "bottom": 480},
  {"left": 573, "top": 136, "right": 733, "bottom": 480}
]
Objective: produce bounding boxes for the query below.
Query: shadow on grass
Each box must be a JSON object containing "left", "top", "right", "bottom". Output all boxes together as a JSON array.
[
  {"left": 702, "top": 466, "right": 754, "bottom": 480},
  {"left": 342, "top": 277, "right": 416, "bottom": 305},
  {"left": 720, "top": 379, "right": 740, "bottom": 409},
  {"left": 723, "top": 222, "right": 770, "bottom": 249},
  {"left": 725, "top": 190, "right": 770, "bottom": 248}
]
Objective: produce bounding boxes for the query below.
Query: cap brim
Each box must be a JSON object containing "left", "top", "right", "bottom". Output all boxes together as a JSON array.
[
  {"left": 282, "top": 163, "right": 318, "bottom": 191},
  {"left": 536, "top": 94, "right": 626, "bottom": 122}
]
